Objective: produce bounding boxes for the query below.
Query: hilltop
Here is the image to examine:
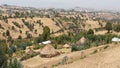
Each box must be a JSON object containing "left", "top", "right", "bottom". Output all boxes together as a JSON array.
[{"left": 1, "top": 5, "right": 119, "bottom": 40}]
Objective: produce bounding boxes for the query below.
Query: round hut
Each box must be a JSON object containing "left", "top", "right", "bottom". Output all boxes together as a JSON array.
[
  {"left": 40, "top": 44, "right": 59, "bottom": 58},
  {"left": 76, "top": 37, "right": 86, "bottom": 46},
  {"left": 63, "top": 44, "right": 71, "bottom": 49}
]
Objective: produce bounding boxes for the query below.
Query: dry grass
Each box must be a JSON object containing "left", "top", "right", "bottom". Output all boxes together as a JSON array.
[
  {"left": 57, "top": 43, "right": 120, "bottom": 68},
  {"left": 0, "top": 17, "right": 61, "bottom": 39}
]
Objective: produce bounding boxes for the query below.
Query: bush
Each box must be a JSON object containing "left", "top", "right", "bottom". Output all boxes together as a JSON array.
[
  {"left": 23, "top": 21, "right": 34, "bottom": 31},
  {"left": 18, "top": 35, "right": 22, "bottom": 39},
  {"left": 71, "top": 45, "right": 80, "bottom": 52},
  {"left": 114, "top": 23, "right": 120, "bottom": 32},
  {"left": 87, "top": 29, "right": 94, "bottom": 35},
  {"left": 8, "top": 58, "right": 23, "bottom": 68},
  {"left": 10, "top": 46, "right": 16, "bottom": 52},
  {"left": 20, "top": 52, "right": 39, "bottom": 61},
  {"left": 91, "top": 50, "right": 97, "bottom": 54},
  {"left": 33, "top": 44, "right": 43, "bottom": 50},
  {"left": 26, "top": 34, "right": 32, "bottom": 39},
  {"left": 104, "top": 45, "right": 109, "bottom": 49},
  {"left": 12, "top": 26, "right": 15, "bottom": 30},
  {"left": 52, "top": 44, "right": 57, "bottom": 49},
  {"left": 6, "top": 30, "right": 10, "bottom": 36},
  {"left": 12, "top": 22, "right": 21, "bottom": 28}
]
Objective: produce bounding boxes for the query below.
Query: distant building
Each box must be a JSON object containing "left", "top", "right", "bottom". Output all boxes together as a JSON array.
[
  {"left": 39, "top": 40, "right": 51, "bottom": 45},
  {"left": 112, "top": 37, "right": 120, "bottom": 42}
]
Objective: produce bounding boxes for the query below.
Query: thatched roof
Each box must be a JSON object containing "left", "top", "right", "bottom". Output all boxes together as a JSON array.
[
  {"left": 76, "top": 37, "right": 86, "bottom": 45},
  {"left": 40, "top": 44, "right": 59, "bottom": 58},
  {"left": 63, "top": 44, "right": 71, "bottom": 48}
]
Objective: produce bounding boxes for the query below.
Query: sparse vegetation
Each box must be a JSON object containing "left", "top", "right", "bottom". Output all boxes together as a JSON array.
[
  {"left": 0, "top": 4, "right": 120, "bottom": 68},
  {"left": 20, "top": 52, "right": 39, "bottom": 61},
  {"left": 12, "top": 21, "right": 21, "bottom": 28}
]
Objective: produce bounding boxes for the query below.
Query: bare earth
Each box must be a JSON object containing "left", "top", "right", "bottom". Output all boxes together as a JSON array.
[{"left": 57, "top": 43, "right": 120, "bottom": 68}]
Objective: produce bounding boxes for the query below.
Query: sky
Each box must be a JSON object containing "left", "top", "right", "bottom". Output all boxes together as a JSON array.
[{"left": 0, "top": 0, "right": 120, "bottom": 11}]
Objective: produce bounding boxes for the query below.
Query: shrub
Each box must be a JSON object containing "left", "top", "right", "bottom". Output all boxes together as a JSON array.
[
  {"left": 23, "top": 22, "right": 34, "bottom": 31},
  {"left": 20, "top": 52, "right": 39, "bottom": 61},
  {"left": 61, "top": 56, "right": 68, "bottom": 65},
  {"left": 6, "top": 30, "right": 10, "bottom": 36},
  {"left": 8, "top": 58, "right": 23, "bottom": 68},
  {"left": 0, "top": 45, "right": 8, "bottom": 68},
  {"left": 71, "top": 45, "right": 80, "bottom": 52},
  {"left": 12, "top": 21, "right": 21, "bottom": 28},
  {"left": 19, "top": 30, "right": 22, "bottom": 34},
  {"left": 0, "top": 24, "right": 4, "bottom": 29},
  {"left": 18, "top": 35, "right": 22, "bottom": 39},
  {"left": 26, "top": 34, "right": 32, "bottom": 39},
  {"left": 87, "top": 29, "right": 94, "bottom": 35},
  {"left": 22, "top": 19, "right": 25, "bottom": 23},
  {"left": 91, "top": 50, "right": 97, "bottom": 54},
  {"left": 104, "top": 45, "right": 109, "bottom": 49},
  {"left": 52, "top": 44, "right": 57, "bottom": 49},
  {"left": 33, "top": 44, "right": 43, "bottom": 50},
  {"left": 12, "top": 26, "right": 15, "bottom": 30},
  {"left": 114, "top": 23, "right": 120, "bottom": 32},
  {"left": 10, "top": 46, "right": 16, "bottom": 52}
]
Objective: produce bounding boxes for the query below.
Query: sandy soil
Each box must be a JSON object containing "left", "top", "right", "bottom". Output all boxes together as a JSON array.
[{"left": 57, "top": 43, "right": 120, "bottom": 68}]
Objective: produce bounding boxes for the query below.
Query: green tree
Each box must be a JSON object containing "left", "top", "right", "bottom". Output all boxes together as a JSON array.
[
  {"left": 87, "top": 29, "right": 94, "bottom": 35},
  {"left": 18, "top": 35, "right": 22, "bottom": 39},
  {"left": 105, "top": 22, "right": 112, "bottom": 33},
  {"left": 0, "top": 44, "right": 8, "bottom": 68},
  {"left": 6, "top": 30, "right": 10, "bottom": 36},
  {"left": 27, "top": 34, "right": 32, "bottom": 39},
  {"left": 42, "top": 26, "right": 50, "bottom": 41},
  {"left": 12, "top": 26, "right": 15, "bottom": 30},
  {"left": 114, "top": 24, "right": 120, "bottom": 32},
  {"left": 8, "top": 58, "right": 23, "bottom": 68}
]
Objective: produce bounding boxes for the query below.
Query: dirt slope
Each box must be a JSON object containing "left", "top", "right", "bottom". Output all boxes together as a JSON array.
[
  {"left": 0, "top": 17, "right": 61, "bottom": 39},
  {"left": 57, "top": 43, "right": 120, "bottom": 68}
]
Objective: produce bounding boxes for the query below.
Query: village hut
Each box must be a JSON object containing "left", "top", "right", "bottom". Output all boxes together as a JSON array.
[
  {"left": 63, "top": 44, "right": 71, "bottom": 49},
  {"left": 40, "top": 44, "right": 59, "bottom": 58},
  {"left": 76, "top": 37, "right": 86, "bottom": 46}
]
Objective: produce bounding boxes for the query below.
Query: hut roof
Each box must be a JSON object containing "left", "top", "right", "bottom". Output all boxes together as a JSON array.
[
  {"left": 63, "top": 44, "right": 70, "bottom": 48},
  {"left": 76, "top": 37, "right": 86, "bottom": 45},
  {"left": 40, "top": 44, "right": 59, "bottom": 57}
]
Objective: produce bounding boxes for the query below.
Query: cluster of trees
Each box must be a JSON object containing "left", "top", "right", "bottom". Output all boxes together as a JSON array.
[
  {"left": 0, "top": 42, "right": 23, "bottom": 68},
  {"left": 35, "top": 26, "right": 50, "bottom": 43},
  {"left": 12, "top": 21, "right": 21, "bottom": 28},
  {"left": 113, "top": 23, "right": 120, "bottom": 32},
  {"left": 71, "top": 33, "right": 117, "bottom": 52},
  {"left": 22, "top": 20, "right": 34, "bottom": 31},
  {"left": 105, "top": 22, "right": 120, "bottom": 33}
]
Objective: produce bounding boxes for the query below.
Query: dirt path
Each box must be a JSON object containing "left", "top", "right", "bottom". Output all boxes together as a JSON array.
[{"left": 57, "top": 43, "right": 120, "bottom": 68}]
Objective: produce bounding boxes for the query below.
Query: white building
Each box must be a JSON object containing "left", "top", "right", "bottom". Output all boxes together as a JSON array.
[
  {"left": 39, "top": 40, "right": 51, "bottom": 45},
  {"left": 112, "top": 37, "right": 120, "bottom": 42}
]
